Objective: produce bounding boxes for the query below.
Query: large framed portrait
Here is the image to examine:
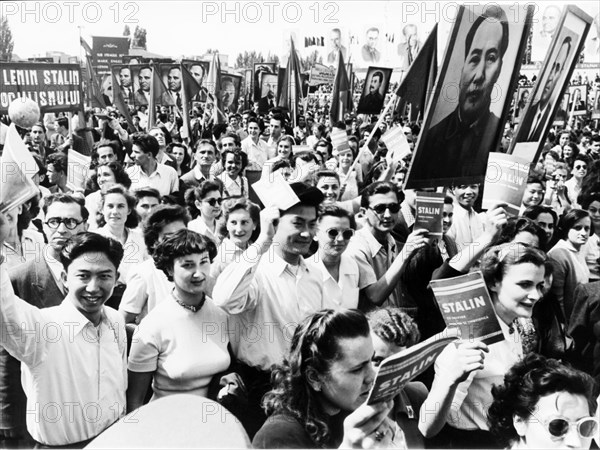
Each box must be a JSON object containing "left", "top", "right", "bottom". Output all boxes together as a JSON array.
[
  {"left": 553, "top": 92, "right": 570, "bottom": 126},
  {"left": 592, "top": 88, "right": 600, "bottom": 120},
  {"left": 182, "top": 59, "right": 209, "bottom": 103},
  {"left": 405, "top": 4, "right": 533, "bottom": 189},
  {"left": 568, "top": 84, "right": 588, "bottom": 116},
  {"left": 220, "top": 73, "right": 242, "bottom": 113},
  {"left": 128, "top": 64, "right": 152, "bottom": 107},
  {"left": 510, "top": 6, "right": 593, "bottom": 163},
  {"left": 156, "top": 64, "right": 184, "bottom": 108},
  {"left": 515, "top": 86, "right": 532, "bottom": 120},
  {"left": 110, "top": 64, "right": 135, "bottom": 106},
  {"left": 356, "top": 67, "right": 393, "bottom": 115},
  {"left": 257, "top": 73, "right": 278, "bottom": 114},
  {"left": 253, "top": 62, "right": 277, "bottom": 102}
]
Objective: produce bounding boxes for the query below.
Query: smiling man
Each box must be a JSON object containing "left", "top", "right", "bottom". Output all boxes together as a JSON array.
[
  {"left": 0, "top": 231, "right": 127, "bottom": 446},
  {"left": 212, "top": 182, "right": 325, "bottom": 437},
  {"left": 413, "top": 6, "right": 508, "bottom": 183},
  {"left": 0, "top": 195, "right": 89, "bottom": 443}
]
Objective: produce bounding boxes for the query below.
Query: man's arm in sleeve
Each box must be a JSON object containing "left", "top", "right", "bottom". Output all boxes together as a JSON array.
[{"left": 0, "top": 263, "right": 47, "bottom": 367}]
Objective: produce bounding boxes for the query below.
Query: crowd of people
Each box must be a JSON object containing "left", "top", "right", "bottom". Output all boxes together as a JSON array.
[{"left": 0, "top": 62, "right": 600, "bottom": 449}]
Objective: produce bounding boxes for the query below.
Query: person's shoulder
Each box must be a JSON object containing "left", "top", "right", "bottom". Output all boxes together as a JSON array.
[
  {"left": 158, "top": 163, "right": 178, "bottom": 176},
  {"left": 252, "top": 413, "right": 314, "bottom": 449},
  {"left": 8, "top": 257, "right": 40, "bottom": 281}
]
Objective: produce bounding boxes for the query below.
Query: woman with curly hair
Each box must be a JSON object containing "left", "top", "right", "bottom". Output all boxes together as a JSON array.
[
  {"left": 127, "top": 229, "right": 231, "bottom": 411},
  {"left": 488, "top": 353, "right": 597, "bottom": 449},
  {"left": 419, "top": 243, "right": 548, "bottom": 449},
  {"left": 367, "top": 308, "right": 428, "bottom": 449},
  {"left": 185, "top": 181, "right": 223, "bottom": 246},
  {"left": 253, "top": 309, "right": 400, "bottom": 449}
]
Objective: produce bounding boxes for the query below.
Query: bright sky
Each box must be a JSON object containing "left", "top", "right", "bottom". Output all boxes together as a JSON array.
[{"left": 4, "top": 1, "right": 599, "bottom": 65}]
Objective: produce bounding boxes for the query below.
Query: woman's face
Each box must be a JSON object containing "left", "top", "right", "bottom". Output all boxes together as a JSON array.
[
  {"left": 226, "top": 208, "right": 256, "bottom": 246},
  {"left": 317, "top": 335, "right": 376, "bottom": 413},
  {"left": 171, "top": 252, "right": 211, "bottom": 296},
  {"left": 97, "top": 166, "right": 117, "bottom": 191},
  {"left": 571, "top": 160, "right": 588, "bottom": 180},
  {"left": 563, "top": 145, "right": 574, "bottom": 159},
  {"left": 535, "top": 212, "right": 555, "bottom": 242},
  {"left": 587, "top": 201, "right": 600, "bottom": 234},
  {"left": 224, "top": 153, "right": 242, "bottom": 178},
  {"left": 277, "top": 140, "right": 292, "bottom": 159},
  {"left": 198, "top": 190, "right": 222, "bottom": 221},
  {"left": 491, "top": 262, "right": 545, "bottom": 323},
  {"left": 513, "top": 392, "right": 595, "bottom": 449},
  {"left": 171, "top": 146, "right": 185, "bottom": 166},
  {"left": 102, "top": 193, "right": 130, "bottom": 228},
  {"left": 337, "top": 149, "right": 354, "bottom": 169},
  {"left": 567, "top": 217, "right": 591, "bottom": 250}
]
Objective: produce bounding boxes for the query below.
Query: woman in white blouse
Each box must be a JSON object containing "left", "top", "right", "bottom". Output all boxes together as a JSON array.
[
  {"left": 127, "top": 229, "right": 230, "bottom": 411},
  {"left": 217, "top": 149, "right": 249, "bottom": 199},
  {"left": 96, "top": 184, "right": 148, "bottom": 284},
  {"left": 419, "top": 243, "right": 548, "bottom": 449}
]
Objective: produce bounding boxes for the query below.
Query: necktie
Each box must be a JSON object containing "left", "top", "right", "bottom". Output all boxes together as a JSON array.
[
  {"left": 176, "top": 93, "right": 182, "bottom": 109},
  {"left": 529, "top": 109, "right": 543, "bottom": 140}
]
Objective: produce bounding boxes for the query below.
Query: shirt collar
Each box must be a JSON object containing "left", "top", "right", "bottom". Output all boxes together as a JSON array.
[
  {"left": 311, "top": 254, "right": 354, "bottom": 282},
  {"left": 357, "top": 227, "right": 395, "bottom": 256},
  {"left": 58, "top": 298, "right": 112, "bottom": 337},
  {"left": 271, "top": 249, "right": 308, "bottom": 277}
]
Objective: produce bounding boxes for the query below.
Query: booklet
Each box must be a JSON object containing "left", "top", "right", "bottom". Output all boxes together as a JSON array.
[
  {"left": 0, "top": 124, "right": 39, "bottom": 214},
  {"left": 429, "top": 271, "right": 504, "bottom": 345},
  {"left": 415, "top": 192, "right": 445, "bottom": 237},
  {"left": 367, "top": 328, "right": 460, "bottom": 405},
  {"left": 252, "top": 171, "right": 300, "bottom": 210},
  {"left": 482, "top": 153, "right": 530, "bottom": 216}
]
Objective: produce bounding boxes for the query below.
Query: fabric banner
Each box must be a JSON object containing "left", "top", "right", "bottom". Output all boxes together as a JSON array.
[{"left": 0, "top": 63, "right": 83, "bottom": 114}]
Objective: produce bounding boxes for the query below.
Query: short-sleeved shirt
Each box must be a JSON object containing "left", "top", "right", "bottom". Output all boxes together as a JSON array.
[
  {"left": 128, "top": 294, "right": 230, "bottom": 399},
  {"left": 126, "top": 163, "right": 179, "bottom": 196}
]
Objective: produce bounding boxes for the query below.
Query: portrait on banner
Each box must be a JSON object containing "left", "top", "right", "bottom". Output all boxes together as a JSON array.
[
  {"left": 568, "top": 84, "right": 588, "bottom": 116},
  {"left": 356, "top": 67, "right": 392, "bottom": 115},
  {"left": 405, "top": 4, "right": 532, "bottom": 189},
  {"left": 511, "top": 6, "right": 593, "bottom": 162}
]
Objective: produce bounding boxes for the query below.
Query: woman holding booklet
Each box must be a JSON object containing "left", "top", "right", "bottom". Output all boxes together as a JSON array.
[
  {"left": 418, "top": 243, "right": 548, "bottom": 449},
  {"left": 253, "top": 309, "right": 404, "bottom": 449}
]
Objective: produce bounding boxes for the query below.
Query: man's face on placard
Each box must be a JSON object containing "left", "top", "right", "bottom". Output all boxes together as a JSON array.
[
  {"left": 119, "top": 67, "right": 132, "bottom": 87},
  {"left": 367, "top": 29, "right": 379, "bottom": 49},
  {"left": 190, "top": 64, "right": 205, "bottom": 85},
  {"left": 459, "top": 19, "right": 504, "bottom": 123},
  {"left": 542, "top": 6, "right": 560, "bottom": 36},
  {"left": 168, "top": 67, "right": 182, "bottom": 92},
  {"left": 370, "top": 74, "right": 382, "bottom": 94},
  {"left": 330, "top": 29, "right": 342, "bottom": 50},
  {"left": 541, "top": 40, "right": 570, "bottom": 106},
  {"left": 139, "top": 68, "right": 151, "bottom": 91}
]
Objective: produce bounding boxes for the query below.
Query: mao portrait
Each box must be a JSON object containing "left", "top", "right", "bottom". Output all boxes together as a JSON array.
[{"left": 406, "top": 5, "right": 532, "bottom": 189}]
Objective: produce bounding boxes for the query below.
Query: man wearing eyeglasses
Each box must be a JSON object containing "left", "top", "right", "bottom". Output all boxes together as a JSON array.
[
  {"left": 0, "top": 194, "right": 88, "bottom": 444},
  {"left": 345, "top": 181, "right": 428, "bottom": 313}
]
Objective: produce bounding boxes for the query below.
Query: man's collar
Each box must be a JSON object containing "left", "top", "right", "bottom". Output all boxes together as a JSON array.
[{"left": 270, "top": 249, "right": 307, "bottom": 276}]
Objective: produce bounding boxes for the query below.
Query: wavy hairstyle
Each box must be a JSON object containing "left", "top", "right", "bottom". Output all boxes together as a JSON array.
[
  {"left": 97, "top": 184, "right": 138, "bottom": 229},
  {"left": 480, "top": 242, "right": 548, "bottom": 289},
  {"left": 488, "top": 353, "right": 597, "bottom": 447},
  {"left": 262, "top": 309, "right": 370, "bottom": 447}
]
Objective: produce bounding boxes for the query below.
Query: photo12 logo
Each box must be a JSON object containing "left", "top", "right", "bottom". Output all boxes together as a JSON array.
[
  {"left": 201, "top": 1, "right": 339, "bottom": 24},
  {"left": 1, "top": 2, "right": 139, "bottom": 24}
]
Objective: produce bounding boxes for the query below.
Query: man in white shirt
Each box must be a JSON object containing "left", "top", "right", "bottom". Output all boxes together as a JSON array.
[
  {"left": 0, "top": 230, "right": 127, "bottom": 446},
  {"left": 212, "top": 182, "right": 324, "bottom": 437},
  {"left": 0, "top": 194, "right": 88, "bottom": 443},
  {"left": 180, "top": 139, "right": 220, "bottom": 191},
  {"left": 126, "top": 133, "right": 179, "bottom": 197}
]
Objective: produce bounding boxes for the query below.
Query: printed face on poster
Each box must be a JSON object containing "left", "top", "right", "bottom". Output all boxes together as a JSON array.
[
  {"left": 515, "top": 87, "right": 532, "bottom": 119},
  {"left": 553, "top": 92, "right": 570, "bottom": 126},
  {"left": 568, "top": 85, "right": 588, "bottom": 115},
  {"left": 182, "top": 60, "right": 209, "bottom": 88},
  {"left": 511, "top": 6, "right": 593, "bottom": 162},
  {"left": 253, "top": 63, "right": 277, "bottom": 101},
  {"left": 356, "top": 67, "right": 392, "bottom": 115},
  {"left": 257, "top": 73, "right": 278, "bottom": 113},
  {"left": 405, "top": 4, "right": 532, "bottom": 189},
  {"left": 126, "top": 64, "right": 152, "bottom": 107},
  {"left": 221, "top": 73, "right": 242, "bottom": 112},
  {"left": 158, "top": 64, "right": 183, "bottom": 107}
]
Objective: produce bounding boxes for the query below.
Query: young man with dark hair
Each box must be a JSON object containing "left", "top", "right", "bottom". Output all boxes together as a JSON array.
[
  {"left": 134, "top": 187, "right": 161, "bottom": 224},
  {"left": 126, "top": 133, "right": 179, "bottom": 196},
  {"left": 0, "top": 194, "right": 89, "bottom": 443},
  {"left": 345, "top": 181, "right": 428, "bottom": 313},
  {"left": 46, "top": 152, "right": 70, "bottom": 194},
  {"left": 92, "top": 139, "right": 120, "bottom": 165},
  {"left": 212, "top": 182, "right": 326, "bottom": 436},
  {"left": 0, "top": 229, "right": 127, "bottom": 447}
]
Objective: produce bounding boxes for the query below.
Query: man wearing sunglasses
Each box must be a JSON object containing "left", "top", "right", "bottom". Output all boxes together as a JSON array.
[
  {"left": 345, "top": 181, "right": 429, "bottom": 312},
  {"left": 0, "top": 194, "right": 88, "bottom": 444}
]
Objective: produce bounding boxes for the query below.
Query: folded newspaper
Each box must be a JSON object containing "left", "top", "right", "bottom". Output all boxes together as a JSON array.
[{"left": 366, "top": 328, "right": 460, "bottom": 404}]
